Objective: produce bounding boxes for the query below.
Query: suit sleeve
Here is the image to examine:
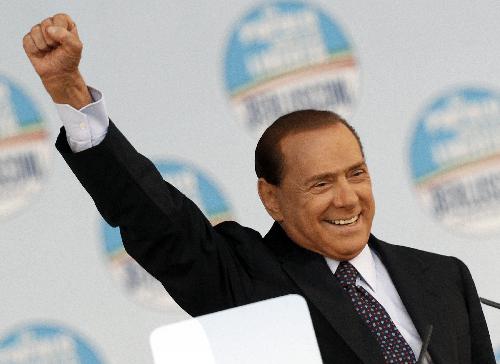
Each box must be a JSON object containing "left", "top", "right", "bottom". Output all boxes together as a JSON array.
[
  {"left": 55, "top": 121, "right": 259, "bottom": 315},
  {"left": 455, "top": 258, "right": 496, "bottom": 364}
]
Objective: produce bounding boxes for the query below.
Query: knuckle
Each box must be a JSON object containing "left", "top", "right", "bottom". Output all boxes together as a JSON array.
[
  {"left": 22, "top": 35, "right": 35, "bottom": 52},
  {"left": 22, "top": 35, "right": 30, "bottom": 48},
  {"left": 31, "top": 24, "right": 40, "bottom": 32},
  {"left": 53, "top": 13, "right": 69, "bottom": 22},
  {"left": 41, "top": 18, "right": 52, "bottom": 27},
  {"left": 72, "top": 41, "right": 83, "bottom": 53}
]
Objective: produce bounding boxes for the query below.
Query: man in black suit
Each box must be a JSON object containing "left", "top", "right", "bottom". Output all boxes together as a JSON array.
[{"left": 23, "top": 14, "right": 495, "bottom": 364}]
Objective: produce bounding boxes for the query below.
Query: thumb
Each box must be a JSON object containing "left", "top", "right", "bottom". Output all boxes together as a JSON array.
[{"left": 47, "top": 26, "right": 81, "bottom": 53}]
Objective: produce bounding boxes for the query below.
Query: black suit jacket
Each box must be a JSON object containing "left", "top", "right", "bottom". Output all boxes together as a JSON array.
[{"left": 56, "top": 122, "right": 495, "bottom": 364}]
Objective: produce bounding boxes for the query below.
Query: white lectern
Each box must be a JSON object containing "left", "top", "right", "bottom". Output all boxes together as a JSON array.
[{"left": 150, "top": 294, "right": 323, "bottom": 364}]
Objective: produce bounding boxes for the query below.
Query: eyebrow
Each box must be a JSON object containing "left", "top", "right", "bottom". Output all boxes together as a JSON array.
[{"left": 304, "top": 160, "right": 367, "bottom": 184}]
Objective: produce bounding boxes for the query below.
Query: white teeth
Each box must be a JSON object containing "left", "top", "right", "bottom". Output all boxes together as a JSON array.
[{"left": 328, "top": 215, "right": 359, "bottom": 225}]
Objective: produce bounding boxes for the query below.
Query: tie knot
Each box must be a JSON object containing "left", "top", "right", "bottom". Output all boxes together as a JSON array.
[{"left": 335, "top": 261, "right": 358, "bottom": 287}]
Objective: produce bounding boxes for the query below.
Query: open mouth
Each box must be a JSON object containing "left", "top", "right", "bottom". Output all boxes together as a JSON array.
[{"left": 326, "top": 215, "right": 359, "bottom": 226}]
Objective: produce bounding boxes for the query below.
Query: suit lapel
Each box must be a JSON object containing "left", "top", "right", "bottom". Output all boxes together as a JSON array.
[
  {"left": 265, "top": 224, "right": 384, "bottom": 364},
  {"left": 370, "top": 237, "right": 458, "bottom": 364}
]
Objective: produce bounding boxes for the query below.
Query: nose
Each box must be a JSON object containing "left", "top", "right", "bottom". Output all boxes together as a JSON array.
[{"left": 332, "top": 179, "right": 358, "bottom": 208}]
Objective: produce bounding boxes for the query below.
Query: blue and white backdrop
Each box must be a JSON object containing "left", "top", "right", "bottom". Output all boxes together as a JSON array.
[{"left": 1, "top": 1, "right": 500, "bottom": 363}]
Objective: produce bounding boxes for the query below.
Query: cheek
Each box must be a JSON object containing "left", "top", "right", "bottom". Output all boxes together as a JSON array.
[
  {"left": 309, "top": 190, "right": 336, "bottom": 206},
  {"left": 360, "top": 192, "right": 376, "bottom": 226},
  {"left": 358, "top": 187, "right": 375, "bottom": 207},
  {"left": 286, "top": 197, "right": 326, "bottom": 228},
  {"left": 302, "top": 198, "right": 331, "bottom": 221}
]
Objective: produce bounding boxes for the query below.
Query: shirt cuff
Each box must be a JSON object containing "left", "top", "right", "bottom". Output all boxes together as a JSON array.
[{"left": 55, "top": 86, "right": 110, "bottom": 153}]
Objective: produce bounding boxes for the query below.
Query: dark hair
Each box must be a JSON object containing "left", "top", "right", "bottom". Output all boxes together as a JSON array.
[{"left": 255, "top": 109, "right": 364, "bottom": 185}]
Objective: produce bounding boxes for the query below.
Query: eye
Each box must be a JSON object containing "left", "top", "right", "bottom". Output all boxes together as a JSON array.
[
  {"left": 313, "top": 181, "right": 327, "bottom": 188},
  {"left": 311, "top": 181, "right": 330, "bottom": 191},
  {"left": 352, "top": 169, "right": 365, "bottom": 176},
  {"left": 349, "top": 167, "right": 368, "bottom": 180}
]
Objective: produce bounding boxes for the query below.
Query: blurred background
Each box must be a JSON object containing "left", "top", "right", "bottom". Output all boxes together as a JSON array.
[{"left": 1, "top": 1, "right": 500, "bottom": 362}]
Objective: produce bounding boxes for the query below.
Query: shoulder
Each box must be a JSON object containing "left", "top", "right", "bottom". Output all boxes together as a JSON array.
[
  {"left": 212, "top": 221, "right": 287, "bottom": 273},
  {"left": 213, "top": 220, "right": 271, "bottom": 254},
  {"left": 214, "top": 220, "right": 264, "bottom": 242},
  {"left": 369, "top": 234, "right": 466, "bottom": 276}
]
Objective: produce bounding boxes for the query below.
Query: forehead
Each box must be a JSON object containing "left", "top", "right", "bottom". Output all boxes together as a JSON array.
[{"left": 279, "top": 124, "right": 364, "bottom": 180}]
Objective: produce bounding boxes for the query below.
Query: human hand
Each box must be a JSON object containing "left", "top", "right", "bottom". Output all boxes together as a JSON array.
[{"left": 23, "top": 13, "right": 91, "bottom": 109}]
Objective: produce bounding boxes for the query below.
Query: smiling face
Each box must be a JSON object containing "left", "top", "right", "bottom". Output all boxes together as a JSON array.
[{"left": 258, "top": 123, "right": 375, "bottom": 260}]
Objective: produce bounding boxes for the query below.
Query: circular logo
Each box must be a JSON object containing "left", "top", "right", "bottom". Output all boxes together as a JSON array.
[
  {"left": 102, "top": 160, "right": 233, "bottom": 311},
  {"left": 0, "top": 75, "right": 50, "bottom": 218},
  {"left": 0, "top": 323, "right": 105, "bottom": 363},
  {"left": 409, "top": 87, "right": 500, "bottom": 235},
  {"left": 224, "top": 1, "right": 359, "bottom": 135}
]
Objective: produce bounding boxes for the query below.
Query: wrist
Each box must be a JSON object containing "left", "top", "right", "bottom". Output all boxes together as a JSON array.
[{"left": 42, "top": 71, "right": 92, "bottom": 109}]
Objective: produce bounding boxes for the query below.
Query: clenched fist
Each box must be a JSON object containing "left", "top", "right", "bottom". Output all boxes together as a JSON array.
[{"left": 23, "top": 14, "right": 91, "bottom": 109}]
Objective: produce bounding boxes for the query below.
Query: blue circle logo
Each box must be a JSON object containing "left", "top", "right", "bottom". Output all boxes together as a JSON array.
[
  {"left": 101, "top": 160, "right": 233, "bottom": 311},
  {"left": 0, "top": 323, "right": 105, "bottom": 363},
  {"left": 409, "top": 87, "right": 500, "bottom": 235},
  {"left": 224, "top": 1, "right": 359, "bottom": 134},
  {"left": 0, "top": 75, "right": 50, "bottom": 218}
]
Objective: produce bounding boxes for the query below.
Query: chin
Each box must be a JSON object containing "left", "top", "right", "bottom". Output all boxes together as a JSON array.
[{"left": 322, "top": 240, "right": 367, "bottom": 260}]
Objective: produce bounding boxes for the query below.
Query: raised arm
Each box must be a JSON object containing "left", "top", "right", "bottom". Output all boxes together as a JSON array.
[
  {"left": 22, "top": 14, "right": 266, "bottom": 316},
  {"left": 23, "top": 13, "right": 91, "bottom": 109}
]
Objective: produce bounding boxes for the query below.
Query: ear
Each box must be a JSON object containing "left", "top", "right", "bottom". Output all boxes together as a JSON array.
[{"left": 257, "top": 178, "right": 284, "bottom": 221}]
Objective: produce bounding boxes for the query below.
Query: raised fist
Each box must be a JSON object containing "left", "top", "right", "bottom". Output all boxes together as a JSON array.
[
  {"left": 23, "top": 13, "right": 82, "bottom": 80},
  {"left": 23, "top": 13, "right": 91, "bottom": 108}
]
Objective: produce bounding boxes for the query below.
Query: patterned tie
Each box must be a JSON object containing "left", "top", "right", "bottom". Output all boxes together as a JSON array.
[{"left": 335, "top": 261, "right": 417, "bottom": 364}]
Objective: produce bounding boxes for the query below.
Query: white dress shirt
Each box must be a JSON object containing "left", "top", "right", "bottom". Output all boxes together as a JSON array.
[
  {"left": 54, "top": 88, "right": 431, "bottom": 363},
  {"left": 55, "top": 87, "right": 109, "bottom": 153},
  {"left": 325, "top": 245, "right": 432, "bottom": 362}
]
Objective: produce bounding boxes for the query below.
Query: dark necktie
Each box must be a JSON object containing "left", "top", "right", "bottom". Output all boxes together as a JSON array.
[{"left": 335, "top": 261, "right": 417, "bottom": 364}]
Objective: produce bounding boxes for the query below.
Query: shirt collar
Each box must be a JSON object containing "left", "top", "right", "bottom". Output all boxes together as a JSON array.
[{"left": 324, "top": 244, "right": 377, "bottom": 292}]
